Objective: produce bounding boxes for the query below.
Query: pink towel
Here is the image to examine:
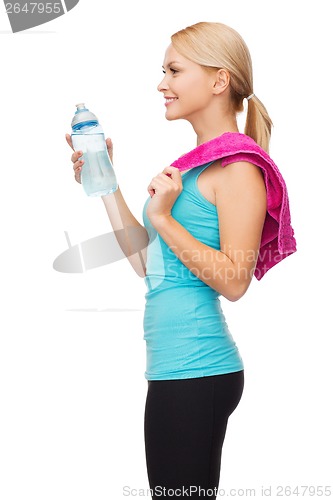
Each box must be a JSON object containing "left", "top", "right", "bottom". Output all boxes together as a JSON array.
[{"left": 171, "top": 132, "right": 297, "bottom": 280}]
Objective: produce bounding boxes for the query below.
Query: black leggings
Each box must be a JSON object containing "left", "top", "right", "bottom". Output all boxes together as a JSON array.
[{"left": 144, "top": 370, "right": 244, "bottom": 499}]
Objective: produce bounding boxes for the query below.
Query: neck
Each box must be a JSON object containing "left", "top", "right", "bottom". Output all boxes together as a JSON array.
[
  {"left": 187, "top": 98, "right": 239, "bottom": 146},
  {"left": 194, "top": 116, "right": 239, "bottom": 146},
  {"left": 196, "top": 127, "right": 239, "bottom": 146}
]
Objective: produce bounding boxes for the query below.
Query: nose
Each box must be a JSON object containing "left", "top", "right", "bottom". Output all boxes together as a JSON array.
[{"left": 157, "top": 74, "right": 168, "bottom": 93}]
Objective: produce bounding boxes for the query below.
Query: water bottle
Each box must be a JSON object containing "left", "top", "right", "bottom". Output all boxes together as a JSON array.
[{"left": 71, "top": 103, "right": 118, "bottom": 197}]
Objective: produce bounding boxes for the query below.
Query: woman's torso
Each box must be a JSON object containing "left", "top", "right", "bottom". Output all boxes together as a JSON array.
[{"left": 142, "top": 161, "right": 244, "bottom": 380}]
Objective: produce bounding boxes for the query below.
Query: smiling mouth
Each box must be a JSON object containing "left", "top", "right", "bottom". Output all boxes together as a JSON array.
[{"left": 165, "top": 97, "right": 178, "bottom": 106}]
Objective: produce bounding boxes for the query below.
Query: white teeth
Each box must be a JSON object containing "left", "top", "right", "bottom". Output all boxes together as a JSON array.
[{"left": 166, "top": 98, "right": 177, "bottom": 103}]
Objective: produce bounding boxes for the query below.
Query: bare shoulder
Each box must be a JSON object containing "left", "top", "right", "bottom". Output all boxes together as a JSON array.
[
  {"left": 212, "top": 159, "right": 266, "bottom": 199},
  {"left": 214, "top": 159, "right": 267, "bottom": 297},
  {"left": 197, "top": 159, "right": 266, "bottom": 207}
]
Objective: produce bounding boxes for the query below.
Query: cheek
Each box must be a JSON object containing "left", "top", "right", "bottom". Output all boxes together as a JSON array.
[
  {"left": 188, "top": 76, "right": 211, "bottom": 97},
  {"left": 186, "top": 83, "right": 211, "bottom": 106}
]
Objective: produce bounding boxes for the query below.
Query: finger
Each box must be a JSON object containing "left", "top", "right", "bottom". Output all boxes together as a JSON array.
[
  {"left": 147, "top": 177, "right": 173, "bottom": 198},
  {"left": 74, "top": 171, "right": 81, "bottom": 184},
  {"left": 162, "top": 166, "right": 182, "bottom": 187},
  {"left": 147, "top": 176, "right": 165, "bottom": 196},
  {"left": 73, "top": 159, "right": 83, "bottom": 172},
  {"left": 71, "top": 150, "right": 83, "bottom": 164},
  {"left": 105, "top": 137, "right": 113, "bottom": 160},
  {"left": 155, "top": 172, "right": 178, "bottom": 186},
  {"left": 162, "top": 166, "right": 182, "bottom": 177},
  {"left": 74, "top": 165, "right": 82, "bottom": 182},
  {"left": 147, "top": 179, "right": 157, "bottom": 197},
  {"left": 147, "top": 181, "right": 154, "bottom": 197},
  {"left": 65, "top": 133, "right": 74, "bottom": 151}
]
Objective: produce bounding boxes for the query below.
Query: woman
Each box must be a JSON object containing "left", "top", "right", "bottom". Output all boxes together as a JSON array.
[{"left": 66, "top": 21, "right": 278, "bottom": 500}]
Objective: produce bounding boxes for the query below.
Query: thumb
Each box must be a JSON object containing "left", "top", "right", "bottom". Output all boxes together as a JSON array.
[
  {"left": 162, "top": 166, "right": 182, "bottom": 186},
  {"left": 65, "top": 133, "right": 74, "bottom": 151}
]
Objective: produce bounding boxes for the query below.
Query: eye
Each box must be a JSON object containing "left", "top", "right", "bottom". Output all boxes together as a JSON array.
[{"left": 162, "top": 68, "right": 178, "bottom": 75}]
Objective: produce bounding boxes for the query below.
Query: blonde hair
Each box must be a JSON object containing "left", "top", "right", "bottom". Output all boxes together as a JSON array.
[{"left": 171, "top": 22, "right": 273, "bottom": 153}]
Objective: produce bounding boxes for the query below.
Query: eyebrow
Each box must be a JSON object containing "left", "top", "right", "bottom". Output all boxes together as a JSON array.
[{"left": 162, "top": 61, "right": 182, "bottom": 69}]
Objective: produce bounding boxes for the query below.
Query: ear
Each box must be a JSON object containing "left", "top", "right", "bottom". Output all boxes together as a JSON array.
[{"left": 212, "top": 69, "right": 230, "bottom": 95}]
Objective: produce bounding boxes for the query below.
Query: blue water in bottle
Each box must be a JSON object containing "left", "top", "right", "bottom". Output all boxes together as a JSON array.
[{"left": 71, "top": 103, "right": 118, "bottom": 197}]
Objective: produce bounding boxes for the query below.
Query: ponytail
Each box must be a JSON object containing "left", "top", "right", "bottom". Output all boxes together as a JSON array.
[{"left": 244, "top": 94, "right": 273, "bottom": 154}]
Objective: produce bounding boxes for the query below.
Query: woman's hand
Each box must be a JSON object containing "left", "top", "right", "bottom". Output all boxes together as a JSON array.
[
  {"left": 65, "top": 134, "right": 114, "bottom": 184},
  {"left": 146, "top": 166, "right": 183, "bottom": 223}
]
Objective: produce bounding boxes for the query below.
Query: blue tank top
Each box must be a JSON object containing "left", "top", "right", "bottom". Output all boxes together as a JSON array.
[{"left": 142, "top": 161, "right": 244, "bottom": 380}]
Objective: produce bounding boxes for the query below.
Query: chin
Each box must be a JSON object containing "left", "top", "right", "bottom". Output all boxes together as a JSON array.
[{"left": 165, "top": 111, "right": 182, "bottom": 121}]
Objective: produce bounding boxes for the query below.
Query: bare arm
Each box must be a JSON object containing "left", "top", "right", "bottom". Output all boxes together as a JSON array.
[
  {"left": 66, "top": 134, "right": 148, "bottom": 277},
  {"left": 148, "top": 161, "right": 267, "bottom": 301},
  {"left": 101, "top": 187, "right": 148, "bottom": 277}
]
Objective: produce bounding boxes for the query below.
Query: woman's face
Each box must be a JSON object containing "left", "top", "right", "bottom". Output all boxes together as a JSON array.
[{"left": 157, "top": 44, "right": 217, "bottom": 123}]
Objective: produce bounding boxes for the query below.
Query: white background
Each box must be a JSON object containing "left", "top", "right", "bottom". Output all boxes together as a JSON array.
[{"left": 0, "top": 0, "right": 332, "bottom": 499}]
